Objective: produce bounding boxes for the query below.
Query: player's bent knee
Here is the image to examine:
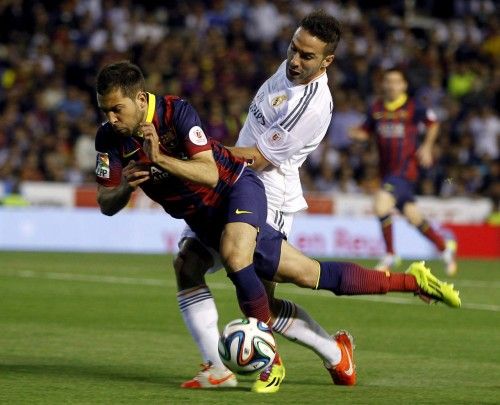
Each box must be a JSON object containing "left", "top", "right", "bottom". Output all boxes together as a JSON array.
[
  {"left": 220, "top": 234, "right": 255, "bottom": 272},
  {"left": 374, "top": 190, "right": 395, "bottom": 216},
  {"left": 403, "top": 203, "right": 423, "bottom": 226},
  {"left": 174, "top": 238, "right": 212, "bottom": 290},
  {"left": 221, "top": 251, "right": 252, "bottom": 273}
]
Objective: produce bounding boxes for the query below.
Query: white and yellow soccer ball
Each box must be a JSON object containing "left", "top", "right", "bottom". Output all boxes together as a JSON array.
[{"left": 218, "top": 317, "right": 276, "bottom": 375}]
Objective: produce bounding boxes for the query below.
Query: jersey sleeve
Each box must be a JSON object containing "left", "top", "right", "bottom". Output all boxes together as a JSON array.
[
  {"left": 255, "top": 108, "right": 327, "bottom": 167},
  {"left": 415, "top": 104, "right": 438, "bottom": 127},
  {"left": 172, "top": 99, "right": 212, "bottom": 158},
  {"left": 95, "top": 126, "right": 123, "bottom": 187}
]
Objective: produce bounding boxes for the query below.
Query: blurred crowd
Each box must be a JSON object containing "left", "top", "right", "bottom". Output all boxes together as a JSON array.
[{"left": 0, "top": 0, "right": 498, "bottom": 209}]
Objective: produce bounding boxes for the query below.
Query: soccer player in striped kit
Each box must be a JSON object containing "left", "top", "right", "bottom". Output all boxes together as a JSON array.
[{"left": 350, "top": 67, "right": 457, "bottom": 275}]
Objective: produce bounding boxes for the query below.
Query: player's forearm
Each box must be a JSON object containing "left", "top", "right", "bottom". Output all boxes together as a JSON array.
[
  {"left": 228, "top": 146, "right": 270, "bottom": 171},
  {"left": 423, "top": 123, "right": 439, "bottom": 148},
  {"left": 155, "top": 155, "right": 219, "bottom": 188},
  {"left": 97, "top": 184, "right": 133, "bottom": 216}
]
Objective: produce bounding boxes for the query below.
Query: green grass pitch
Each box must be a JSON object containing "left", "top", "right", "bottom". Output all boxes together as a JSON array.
[{"left": 1, "top": 251, "right": 499, "bottom": 404}]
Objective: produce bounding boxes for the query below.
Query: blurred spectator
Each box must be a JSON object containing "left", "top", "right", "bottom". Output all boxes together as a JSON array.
[
  {"left": 0, "top": 0, "right": 497, "bottom": 211},
  {"left": 467, "top": 106, "right": 500, "bottom": 160},
  {"left": 327, "top": 90, "right": 365, "bottom": 150}
]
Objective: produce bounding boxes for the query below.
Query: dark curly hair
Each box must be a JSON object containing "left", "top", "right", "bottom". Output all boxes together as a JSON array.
[
  {"left": 96, "top": 61, "right": 145, "bottom": 99},
  {"left": 300, "top": 10, "right": 342, "bottom": 55}
]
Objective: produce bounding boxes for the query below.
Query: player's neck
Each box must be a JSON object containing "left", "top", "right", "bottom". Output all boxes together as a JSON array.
[{"left": 384, "top": 93, "right": 407, "bottom": 111}]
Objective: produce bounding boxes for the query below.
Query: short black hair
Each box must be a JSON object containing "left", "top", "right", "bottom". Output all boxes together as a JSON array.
[
  {"left": 96, "top": 61, "right": 145, "bottom": 99},
  {"left": 383, "top": 67, "right": 409, "bottom": 82},
  {"left": 299, "top": 10, "right": 342, "bottom": 55}
]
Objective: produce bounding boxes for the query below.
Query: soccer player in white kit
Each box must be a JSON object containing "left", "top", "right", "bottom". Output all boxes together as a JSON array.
[{"left": 175, "top": 11, "right": 343, "bottom": 392}]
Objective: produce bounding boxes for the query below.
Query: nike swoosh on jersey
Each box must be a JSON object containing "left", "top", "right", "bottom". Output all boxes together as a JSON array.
[
  {"left": 235, "top": 209, "right": 253, "bottom": 214},
  {"left": 123, "top": 148, "right": 140, "bottom": 158}
]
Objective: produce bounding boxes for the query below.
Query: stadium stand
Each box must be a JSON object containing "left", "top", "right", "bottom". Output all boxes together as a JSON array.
[{"left": 0, "top": 0, "right": 498, "bottom": 214}]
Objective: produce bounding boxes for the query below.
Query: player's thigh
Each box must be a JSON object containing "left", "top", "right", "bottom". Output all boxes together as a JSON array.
[
  {"left": 220, "top": 222, "right": 258, "bottom": 271},
  {"left": 273, "top": 240, "right": 319, "bottom": 288},
  {"left": 174, "top": 237, "right": 214, "bottom": 290},
  {"left": 374, "top": 188, "right": 396, "bottom": 216},
  {"left": 402, "top": 202, "right": 424, "bottom": 226}
]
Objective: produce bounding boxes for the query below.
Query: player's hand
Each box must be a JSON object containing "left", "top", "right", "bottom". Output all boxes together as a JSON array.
[
  {"left": 348, "top": 127, "right": 368, "bottom": 141},
  {"left": 417, "top": 144, "right": 433, "bottom": 168},
  {"left": 140, "top": 122, "right": 161, "bottom": 163},
  {"left": 121, "top": 160, "right": 150, "bottom": 190}
]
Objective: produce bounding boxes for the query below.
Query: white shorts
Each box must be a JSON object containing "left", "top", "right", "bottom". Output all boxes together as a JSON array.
[{"left": 178, "top": 207, "right": 294, "bottom": 274}]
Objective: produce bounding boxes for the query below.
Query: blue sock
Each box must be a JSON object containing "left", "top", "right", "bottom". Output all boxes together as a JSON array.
[
  {"left": 227, "top": 264, "right": 271, "bottom": 323},
  {"left": 318, "top": 262, "right": 342, "bottom": 292}
]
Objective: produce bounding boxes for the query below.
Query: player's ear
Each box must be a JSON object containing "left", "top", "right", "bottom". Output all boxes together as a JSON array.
[
  {"left": 136, "top": 91, "right": 148, "bottom": 109},
  {"left": 322, "top": 54, "right": 335, "bottom": 69}
]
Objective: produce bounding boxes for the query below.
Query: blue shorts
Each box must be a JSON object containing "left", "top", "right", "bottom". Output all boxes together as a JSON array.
[
  {"left": 187, "top": 169, "right": 268, "bottom": 251},
  {"left": 382, "top": 175, "right": 416, "bottom": 211},
  {"left": 253, "top": 223, "right": 285, "bottom": 281}
]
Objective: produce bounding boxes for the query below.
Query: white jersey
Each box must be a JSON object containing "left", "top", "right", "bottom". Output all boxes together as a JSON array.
[{"left": 237, "top": 60, "right": 333, "bottom": 215}]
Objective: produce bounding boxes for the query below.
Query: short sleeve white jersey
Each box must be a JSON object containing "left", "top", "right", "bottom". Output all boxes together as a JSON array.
[{"left": 236, "top": 60, "right": 333, "bottom": 213}]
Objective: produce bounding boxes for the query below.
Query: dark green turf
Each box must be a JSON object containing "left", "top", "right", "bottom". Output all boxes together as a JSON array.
[{"left": 1, "top": 252, "right": 499, "bottom": 403}]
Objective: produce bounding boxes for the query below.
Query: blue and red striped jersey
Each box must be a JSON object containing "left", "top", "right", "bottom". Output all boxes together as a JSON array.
[
  {"left": 95, "top": 94, "right": 247, "bottom": 219},
  {"left": 362, "top": 97, "right": 437, "bottom": 181}
]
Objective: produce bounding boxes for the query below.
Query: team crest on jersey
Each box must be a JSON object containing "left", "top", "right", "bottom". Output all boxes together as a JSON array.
[
  {"left": 95, "top": 152, "right": 110, "bottom": 179},
  {"left": 159, "top": 129, "right": 178, "bottom": 150},
  {"left": 271, "top": 94, "right": 287, "bottom": 107},
  {"left": 188, "top": 126, "right": 207, "bottom": 146}
]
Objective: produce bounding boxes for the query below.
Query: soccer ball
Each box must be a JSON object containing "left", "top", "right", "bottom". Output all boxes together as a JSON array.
[{"left": 218, "top": 317, "right": 276, "bottom": 375}]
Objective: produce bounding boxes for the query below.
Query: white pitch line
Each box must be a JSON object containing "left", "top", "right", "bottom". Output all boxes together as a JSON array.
[
  {"left": 452, "top": 279, "right": 500, "bottom": 288},
  {"left": 2, "top": 270, "right": 500, "bottom": 312}
]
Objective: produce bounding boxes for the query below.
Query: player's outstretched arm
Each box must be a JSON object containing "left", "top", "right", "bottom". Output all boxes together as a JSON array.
[
  {"left": 97, "top": 161, "right": 150, "bottom": 216},
  {"left": 228, "top": 146, "right": 271, "bottom": 171},
  {"left": 141, "top": 122, "right": 219, "bottom": 188}
]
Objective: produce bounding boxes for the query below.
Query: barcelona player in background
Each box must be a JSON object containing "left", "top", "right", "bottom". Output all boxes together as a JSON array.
[{"left": 350, "top": 68, "right": 457, "bottom": 275}]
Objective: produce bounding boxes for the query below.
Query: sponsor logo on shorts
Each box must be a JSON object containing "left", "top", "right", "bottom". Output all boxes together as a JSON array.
[{"left": 235, "top": 209, "right": 252, "bottom": 214}]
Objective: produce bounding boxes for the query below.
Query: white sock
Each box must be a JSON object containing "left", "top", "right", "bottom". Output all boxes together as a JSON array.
[
  {"left": 177, "top": 285, "right": 225, "bottom": 369},
  {"left": 273, "top": 299, "right": 341, "bottom": 367}
]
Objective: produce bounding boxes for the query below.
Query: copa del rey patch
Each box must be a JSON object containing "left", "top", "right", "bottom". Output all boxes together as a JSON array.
[
  {"left": 188, "top": 126, "right": 207, "bottom": 146},
  {"left": 95, "top": 152, "right": 110, "bottom": 179}
]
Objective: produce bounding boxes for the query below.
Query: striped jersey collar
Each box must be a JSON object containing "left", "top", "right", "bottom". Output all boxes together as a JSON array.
[{"left": 384, "top": 93, "right": 408, "bottom": 111}]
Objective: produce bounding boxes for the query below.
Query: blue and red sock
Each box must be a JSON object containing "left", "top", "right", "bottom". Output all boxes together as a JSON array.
[
  {"left": 317, "top": 261, "right": 418, "bottom": 295},
  {"left": 418, "top": 220, "right": 446, "bottom": 251},
  {"left": 379, "top": 214, "right": 394, "bottom": 254},
  {"left": 227, "top": 264, "right": 272, "bottom": 325}
]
